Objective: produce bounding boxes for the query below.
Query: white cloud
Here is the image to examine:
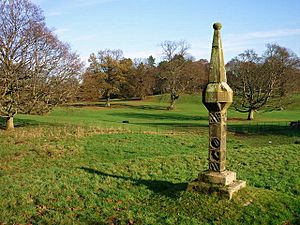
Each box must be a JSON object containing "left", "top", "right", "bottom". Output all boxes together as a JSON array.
[
  {"left": 31, "top": 0, "right": 45, "bottom": 5},
  {"left": 219, "top": 28, "right": 300, "bottom": 59},
  {"left": 71, "top": 0, "right": 117, "bottom": 7},
  {"left": 45, "top": 11, "right": 68, "bottom": 17},
  {"left": 125, "top": 28, "right": 300, "bottom": 62},
  {"left": 124, "top": 49, "right": 161, "bottom": 61},
  {"left": 230, "top": 28, "right": 300, "bottom": 40},
  {"left": 80, "top": 55, "right": 90, "bottom": 67},
  {"left": 190, "top": 48, "right": 210, "bottom": 60},
  {"left": 73, "top": 35, "right": 97, "bottom": 42},
  {"left": 223, "top": 28, "right": 300, "bottom": 50},
  {"left": 54, "top": 28, "right": 70, "bottom": 36}
]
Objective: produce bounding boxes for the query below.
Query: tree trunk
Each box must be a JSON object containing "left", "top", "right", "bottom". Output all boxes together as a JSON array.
[
  {"left": 168, "top": 100, "right": 175, "bottom": 110},
  {"left": 247, "top": 109, "right": 254, "bottom": 120},
  {"left": 6, "top": 117, "right": 14, "bottom": 130},
  {"left": 168, "top": 94, "right": 178, "bottom": 110},
  {"left": 105, "top": 97, "right": 111, "bottom": 107}
]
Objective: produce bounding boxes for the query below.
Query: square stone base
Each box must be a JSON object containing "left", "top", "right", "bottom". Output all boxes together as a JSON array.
[
  {"left": 198, "top": 170, "right": 236, "bottom": 185},
  {"left": 187, "top": 170, "right": 246, "bottom": 199}
]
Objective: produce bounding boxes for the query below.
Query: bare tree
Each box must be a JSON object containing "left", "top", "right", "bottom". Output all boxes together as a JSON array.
[
  {"left": 227, "top": 45, "right": 300, "bottom": 120},
  {"left": 160, "top": 40, "right": 191, "bottom": 61},
  {"left": 263, "top": 44, "right": 300, "bottom": 97},
  {"left": 159, "top": 40, "right": 199, "bottom": 110},
  {"left": 0, "top": 0, "right": 83, "bottom": 129}
]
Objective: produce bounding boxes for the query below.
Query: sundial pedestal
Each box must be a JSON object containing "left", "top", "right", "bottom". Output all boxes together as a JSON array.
[
  {"left": 187, "top": 171, "right": 246, "bottom": 200},
  {"left": 187, "top": 23, "right": 246, "bottom": 199}
]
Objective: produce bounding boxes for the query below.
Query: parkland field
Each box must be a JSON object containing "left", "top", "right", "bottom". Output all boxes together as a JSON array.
[{"left": 0, "top": 95, "right": 299, "bottom": 224}]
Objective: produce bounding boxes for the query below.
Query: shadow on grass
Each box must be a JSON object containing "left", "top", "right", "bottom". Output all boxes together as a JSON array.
[
  {"left": 81, "top": 167, "right": 188, "bottom": 198},
  {"left": 228, "top": 123, "right": 300, "bottom": 136},
  {"left": 66, "top": 102, "right": 107, "bottom": 108},
  {"left": 67, "top": 102, "right": 168, "bottom": 111},
  {"left": 109, "top": 112, "right": 207, "bottom": 121},
  {"left": 134, "top": 122, "right": 207, "bottom": 128},
  {"left": 0, "top": 117, "right": 43, "bottom": 129},
  {"left": 127, "top": 122, "right": 208, "bottom": 133},
  {"left": 114, "top": 103, "right": 167, "bottom": 111},
  {"left": 0, "top": 117, "right": 69, "bottom": 129}
]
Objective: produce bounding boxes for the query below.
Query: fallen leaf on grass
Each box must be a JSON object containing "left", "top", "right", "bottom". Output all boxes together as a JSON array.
[
  {"left": 243, "top": 199, "right": 253, "bottom": 206},
  {"left": 128, "top": 219, "right": 134, "bottom": 224},
  {"left": 117, "top": 200, "right": 123, "bottom": 205}
]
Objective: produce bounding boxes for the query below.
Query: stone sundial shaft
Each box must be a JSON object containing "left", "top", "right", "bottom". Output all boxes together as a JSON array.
[
  {"left": 187, "top": 23, "right": 246, "bottom": 199},
  {"left": 203, "top": 22, "right": 233, "bottom": 172}
]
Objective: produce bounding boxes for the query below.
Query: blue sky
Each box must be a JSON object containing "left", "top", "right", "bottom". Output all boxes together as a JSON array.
[{"left": 32, "top": 0, "right": 300, "bottom": 64}]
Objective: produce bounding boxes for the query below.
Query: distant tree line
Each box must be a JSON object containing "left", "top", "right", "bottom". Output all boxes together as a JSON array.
[
  {"left": 1, "top": 0, "right": 300, "bottom": 131},
  {"left": 79, "top": 42, "right": 300, "bottom": 120},
  {"left": 79, "top": 41, "right": 209, "bottom": 110}
]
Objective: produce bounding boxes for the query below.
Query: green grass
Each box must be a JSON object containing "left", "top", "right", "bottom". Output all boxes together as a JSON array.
[{"left": 0, "top": 94, "right": 300, "bottom": 224}]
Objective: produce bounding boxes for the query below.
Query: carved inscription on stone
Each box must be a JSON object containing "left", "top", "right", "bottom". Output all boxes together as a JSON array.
[
  {"left": 211, "top": 150, "right": 220, "bottom": 161},
  {"left": 209, "top": 162, "right": 220, "bottom": 171},
  {"left": 210, "top": 137, "right": 220, "bottom": 148},
  {"left": 209, "top": 112, "right": 221, "bottom": 123},
  {"left": 208, "top": 111, "right": 226, "bottom": 172}
]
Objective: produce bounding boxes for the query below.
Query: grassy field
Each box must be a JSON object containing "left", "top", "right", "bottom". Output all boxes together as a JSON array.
[{"left": 0, "top": 94, "right": 299, "bottom": 224}]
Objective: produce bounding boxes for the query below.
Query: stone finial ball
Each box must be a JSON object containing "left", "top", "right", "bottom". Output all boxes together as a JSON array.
[{"left": 213, "top": 23, "right": 222, "bottom": 30}]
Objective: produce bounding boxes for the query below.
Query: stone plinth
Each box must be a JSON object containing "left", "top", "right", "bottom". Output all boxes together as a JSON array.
[
  {"left": 187, "top": 179, "right": 246, "bottom": 200},
  {"left": 187, "top": 170, "right": 246, "bottom": 199},
  {"left": 199, "top": 171, "right": 236, "bottom": 185}
]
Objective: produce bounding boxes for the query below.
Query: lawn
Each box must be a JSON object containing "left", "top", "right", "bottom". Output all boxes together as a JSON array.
[{"left": 0, "top": 95, "right": 299, "bottom": 224}]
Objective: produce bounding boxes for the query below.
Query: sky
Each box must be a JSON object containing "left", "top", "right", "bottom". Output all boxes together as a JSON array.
[{"left": 32, "top": 0, "right": 300, "bottom": 65}]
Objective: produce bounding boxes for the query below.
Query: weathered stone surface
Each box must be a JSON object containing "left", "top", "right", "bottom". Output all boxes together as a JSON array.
[
  {"left": 204, "top": 83, "right": 233, "bottom": 106},
  {"left": 222, "top": 180, "right": 247, "bottom": 199},
  {"left": 187, "top": 180, "right": 246, "bottom": 200},
  {"left": 198, "top": 171, "right": 236, "bottom": 185},
  {"left": 202, "top": 22, "right": 233, "bottom": 173},
  {"left": 187, "top": 22, "right": 246, "bottom": 199}
]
